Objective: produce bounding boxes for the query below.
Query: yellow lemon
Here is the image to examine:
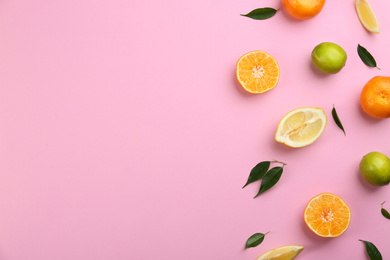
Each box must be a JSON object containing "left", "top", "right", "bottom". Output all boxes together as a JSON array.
[{"left": 275, "top": 107, "right": 327, "bottom": 148}]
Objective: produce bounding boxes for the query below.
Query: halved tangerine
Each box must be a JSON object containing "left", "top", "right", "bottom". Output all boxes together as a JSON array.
[
  {"left": 304, "top": 193, "right": 351, "bottom": 237},
  {"left": 236, "top": 50, "right": 280, "bottom": 94}
]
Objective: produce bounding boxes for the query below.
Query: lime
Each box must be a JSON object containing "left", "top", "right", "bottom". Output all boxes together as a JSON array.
[
  {"left": 359, "top": 152, "right": 390, "bottom": 186},
  {"left": 311, "top": 42, "right": 347, "bottom": 74}
]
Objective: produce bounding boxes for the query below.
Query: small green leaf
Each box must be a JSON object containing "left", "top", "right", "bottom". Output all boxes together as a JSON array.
[
  {"left": 332, "top": 105, "right": 346, "bottom": 135},
  {"left": 241, "top": 8, "right": 277, "bottom": 20},
  {"left": 243, "top": 161, "right": 270, "bottom": 188},
  {"left": 381, "top": 201, "right": 390, "bottom": 219},
  {"left": 359, "top": 240, "right": 382, "bottom": 260},
  {"left": 245, "top": 232, "right": 269, "bottom": 249},
  {"left": 254, "top": 167, "right": 283, "bottom": 198},
  {"left": 357, "top": 44, "right": 380, "bottom": 69}
]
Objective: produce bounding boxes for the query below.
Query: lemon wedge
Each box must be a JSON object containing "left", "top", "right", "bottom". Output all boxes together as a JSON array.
[
  {"left": 257, "top": 245, "right": 304, "bottom": 260},
  {"left": 275, "top": 107, "right": 327, "bottom": 148},
  {"left": 355, "top": 0, "right": 379, "bottom": 34}
]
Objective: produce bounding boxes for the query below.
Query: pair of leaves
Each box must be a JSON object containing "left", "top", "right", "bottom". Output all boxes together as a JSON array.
[
  {"left": 245, "top": 232, "right": 269, "bottom": 249},
  {"left": 243, "top": 161, "right": 285, "bottom": 198},
  {"left": 360, "top": 240, "right": 382, "bottom": 260},
  {"left": 381, "top": 201, "right": 390, "bottom": 219},
  {"left": 358, "top": 44, "right": 380, "bottom": 69},
  {"left": 332, "top": 105, "right": 346, "bottom": 135},
  {"left": 241, "top": 8, "right": 277, "bottom": 20}
]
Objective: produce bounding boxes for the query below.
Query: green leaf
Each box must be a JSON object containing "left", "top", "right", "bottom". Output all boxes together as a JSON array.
[
  {"left": 241, "top": 8, "right": 277, "bottom": 20},
  {"left": 254, "top": 167, "right": 283, "bottom": 198},
  {"left": 357, "top": 44, "right": 380, "bottom": 69},
  {"left": 359, "top": 240, "right": 382, "bottom": 260},
  {"left": 243, "top": 161, "right": 270, "bottom": 188},
  {"left": 245, "top": 232, "right": 269, "bottom": 249},
  {"left": 381, "top": 201, "right": 390, "bottom": 219},
  {"left": 332, "top": 105, "right": 346, "bottom": 135}
]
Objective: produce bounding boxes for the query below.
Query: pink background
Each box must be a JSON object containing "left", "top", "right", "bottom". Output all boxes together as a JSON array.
[{"left": 0, "top": 0, "right": 389, "bottom": 259}]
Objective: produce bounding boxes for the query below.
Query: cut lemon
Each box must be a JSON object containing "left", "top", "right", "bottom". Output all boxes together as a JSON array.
[
  {"left": 275, "top": 107, "right": 327, "bottom": 148},
  {"left": 257, "top": 245, "right": 304, "bottom": 260},
  {"left": 355, "top": 0, "right": 379, "bottom": 34},
  {"left": 304, "top": 193, "right": 351, "bottom": 237},
  {"left": 236, "top": 50, "right": 280, "bottom": 94}
]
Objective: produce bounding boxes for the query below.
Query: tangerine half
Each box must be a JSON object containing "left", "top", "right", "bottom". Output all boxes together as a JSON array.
[
  {"left": 304, "top": 193, "right": 351, "bottom": 237},
  {"left": 236, "top": 50, "right": 280, "bottom": 94}
]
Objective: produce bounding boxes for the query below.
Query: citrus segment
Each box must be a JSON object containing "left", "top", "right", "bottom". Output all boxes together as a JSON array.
[
  {"left": 304, "top": 193, "right": 351, "bottom": 237},
  {"left": 355, "top": 0, "right": 379, "bottom": 33},
  {"left": 275, "top": 107, "right": 327, "bottom": 148},
  {"left": 257, "top": 245, "right": 304, "bottom": 260},
  {"left": 236, "top": 51, "right": 280, "bottom": 94}
]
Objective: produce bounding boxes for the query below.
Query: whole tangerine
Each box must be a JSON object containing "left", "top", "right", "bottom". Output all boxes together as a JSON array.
[
  {"left": 282, "top": 0, "right": 326, "bottom": 20},
  {"left": 360, "top": 76, "right": 390, "bottom": 119}
]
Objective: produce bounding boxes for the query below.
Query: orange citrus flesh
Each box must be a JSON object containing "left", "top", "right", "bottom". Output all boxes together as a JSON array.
[
  {"left": 282, "top": 0, "right": 326, "bottom": 20},
  {"left": 360, "top": 76, "right": 390, "bottom": 119},
  {"left": 355, "top": 0, "right": 379, "bottom": 33},
  {"left": 304, "top": 193, "right": 351, "bottom": 237},
  {"left": 236, "top": 50, "right": 280, "bottom": 94}
]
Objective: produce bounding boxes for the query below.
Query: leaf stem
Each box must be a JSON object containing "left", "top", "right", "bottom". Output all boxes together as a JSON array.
[
  {"left": 381, "top": 201, "right": 386, "bottom": 208},
  {"left": 271, "top": 160, "right": 287, "bottom": 167}
]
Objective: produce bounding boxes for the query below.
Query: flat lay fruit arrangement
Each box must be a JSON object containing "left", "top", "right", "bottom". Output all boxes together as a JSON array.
[{"left": 239, "top": 0, "right": 389, "bottom": 259}]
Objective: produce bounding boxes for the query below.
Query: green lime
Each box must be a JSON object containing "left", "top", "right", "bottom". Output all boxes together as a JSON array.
[
  {"left": 359, "top": 152, "right": 390, "bottom": 186},
  {"left": 311, "top": 42, "right": 347, "bottom": 74}
]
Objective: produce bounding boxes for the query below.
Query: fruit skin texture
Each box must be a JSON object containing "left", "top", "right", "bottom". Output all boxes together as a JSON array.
[
  {"left": 311, "top": 42, "right": 347, "bottom": 74},
  {"left": 359, "top": 152, "right": 390, "bottom": 186},
  {"left": 360, "top": 76, "right": 390, "bottom": 119},
  {"left": 282, "top": 0, "right": 326, "bottom": 20}
]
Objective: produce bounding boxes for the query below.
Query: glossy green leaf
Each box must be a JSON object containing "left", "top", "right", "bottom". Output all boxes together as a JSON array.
[
  {"left": 245, "top": 232, "right": 269, "bottom": 249},
  {"left": 254, "top": 167, "right": 283, "bottom": 198},
  {"left": 241, "top": 8, "right": 277, "bottom": 20},
  {"left": 381, "top": 201, "right": 390, "bottom": 219},
  {"left": 357, "top": 44, "right": 380, "bottom": 69},
  {"left": 243, "top": 161, "right": 270, "bottom": 188},
  {"left": 332, "top": 105, "right": 346, "bottom": 135},
  {"left": 359, "top": 240, "right": 382, "bottom": 260}
]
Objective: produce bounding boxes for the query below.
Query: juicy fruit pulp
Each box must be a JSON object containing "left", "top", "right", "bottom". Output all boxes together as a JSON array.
[
  {"left": 311, "top": 42, "right": 347, "bottom": 74},
  {"left": 360, "top": 76, "right": 390, "bottom": 119},
  {"left": 275, "top": 107, "right": 327, "bottom": 148},
  {"left": 282, "top": 0, "right": 326, "bottom": 20},
  {"left": 304, "top": 193, "right": 351, "bottom": 237},
  {"left": 355, "top": 0, "right": 380, "bottom": 33},
  {"left": 236, "top": 50, "right": 280, "bottom": 94},
  {"left": 257, "top": 245, "right": 304, "bottom": 260},
  {"left": 359, "top": 152, "right": 390, "bottom": 186}
]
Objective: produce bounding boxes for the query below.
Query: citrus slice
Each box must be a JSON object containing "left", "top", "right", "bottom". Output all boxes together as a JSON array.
[
  {"left": 275, "top": 107, "right": 327, "bottom": 148},
  {"left": 304, "top": 193, "right": 351, "bottom": 238},
  {"left": 236, "top": 50, "right": 280, "bottom": 94},
  {"left": 257, "top": 245, "right": 304, "bottom": 260},
  {"left": 355, "top": 0, "right": 379, "bottom": 34}
]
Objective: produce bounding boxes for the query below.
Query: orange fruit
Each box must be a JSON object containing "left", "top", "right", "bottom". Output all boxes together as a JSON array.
[
  {"left": 236, "top": 50, "right": 280, "bottom": 94},
  {"left": 304, "top": 193, "right": 351, "bottom": 238},
  {"left": 360, "top": 76, "right": 390, "bottom": 119},
  {"left": 282, "top": 0, "right": 326, "bottom": 20}
]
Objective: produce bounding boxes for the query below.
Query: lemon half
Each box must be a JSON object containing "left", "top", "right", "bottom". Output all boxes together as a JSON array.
[
  {"left": 275, "top": 107, "right": 327, "bottom": 148},
  {"left": 257, "top": 245, "right": 304, "bottom": 260}
]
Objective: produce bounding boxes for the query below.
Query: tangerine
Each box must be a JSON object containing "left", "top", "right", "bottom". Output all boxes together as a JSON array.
[
  {"left": 236, "top": 50, "right": 280, "bottom": 94},
  {"left": 282, "top": 0, "right": 326, "bottom": 20},
  {"left": 360, "top": 76, "right": 390, "bottom": 119},
  {"left": 304, "top": 193, "right": 351, "bottom": 237}
]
